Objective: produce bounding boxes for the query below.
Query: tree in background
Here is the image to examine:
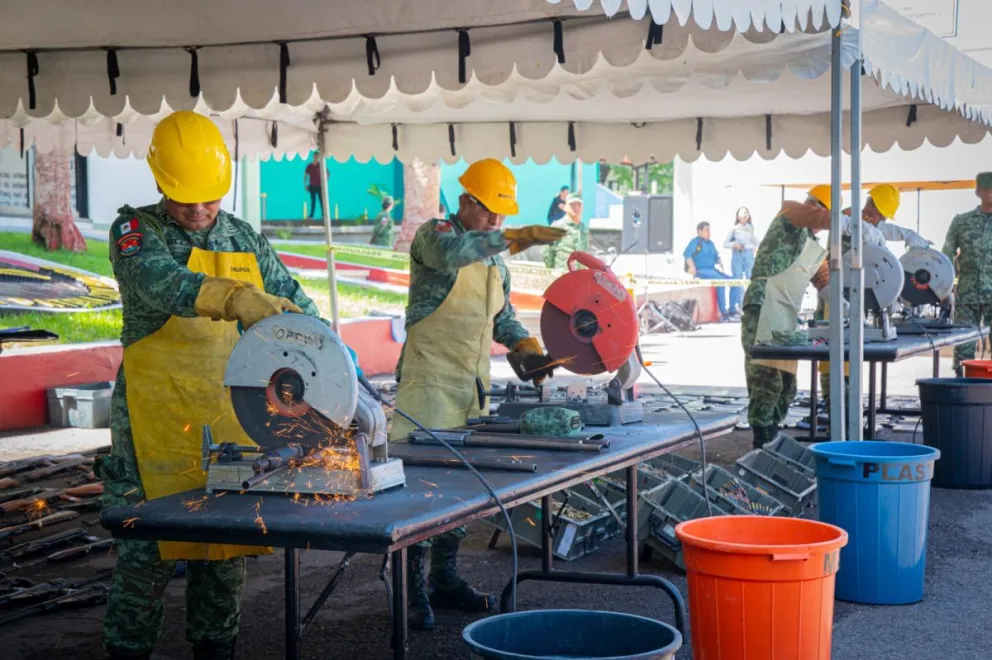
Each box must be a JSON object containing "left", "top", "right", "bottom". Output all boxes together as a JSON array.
[
  {"left": 394, "top": 159, "right": 440, "bottom": 253},
  {"left": 31, "top": 152, "right": 86, "bottom": 252},
  {"left": 604, "top": 160, "right": 673, "bottom": 195}
]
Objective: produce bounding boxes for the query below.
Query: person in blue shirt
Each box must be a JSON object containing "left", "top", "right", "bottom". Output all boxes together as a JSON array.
[{"left": 683, "top": 221, "right": 734, "bottom": 322}]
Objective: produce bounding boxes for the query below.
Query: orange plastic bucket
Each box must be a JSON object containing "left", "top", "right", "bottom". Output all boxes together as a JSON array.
[
  {"left": 962, "top": 360, "right": 992, "bottom": 378},
  {"left": 675, "top": 516, "right": 848, "bottom": 660}
]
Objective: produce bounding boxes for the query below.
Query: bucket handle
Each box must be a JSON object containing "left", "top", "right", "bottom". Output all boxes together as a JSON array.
[{"left": 771, "top": 553, "right": 809, "bottom": 562}]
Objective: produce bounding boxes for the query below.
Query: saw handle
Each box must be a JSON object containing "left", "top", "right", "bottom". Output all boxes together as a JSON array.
[{"left": 567, "top": 251, "right": 609, "bottom": 273}]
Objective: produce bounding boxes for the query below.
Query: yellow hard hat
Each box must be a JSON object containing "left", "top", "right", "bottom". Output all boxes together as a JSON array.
[
  {"left": 147, "top": 111, "right": 232, "bottom": 204},
  {"left": 807, "top": 184, "right": 832, "bottom": 210},
  {"left": 458, "top": 158, "right": 519, "bottom": 216},
  {"left": 868, "top": 183, "right": 900, "bottom": 219}
]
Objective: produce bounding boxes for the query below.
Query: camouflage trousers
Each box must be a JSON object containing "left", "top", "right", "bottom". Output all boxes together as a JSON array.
[
  {"left": 953, "top": 304, "right": 992, "bottom": 372},
  {"left": 413, "top": 526, "right": 467, "bottom": 550},
  {"left": 97, "top": 418, "right": 245, "bottom": 654},
  {"left": 742, "top": 306, "right": 796, "bottom": 437}
]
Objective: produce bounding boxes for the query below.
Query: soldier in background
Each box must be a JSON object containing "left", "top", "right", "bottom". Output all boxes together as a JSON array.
[
  {"left": 543, "top": 194, "right": 588, "bottom": 270},
  {"left": 943, "top": 172, "right": 992, "bottom": 375},
  {"left": 369, "top": 195, "right": 396, "bottom": 247}
]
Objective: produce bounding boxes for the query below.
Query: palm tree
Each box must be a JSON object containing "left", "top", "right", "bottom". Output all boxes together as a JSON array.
[
  {"left": 31, "top": 152, "right": 86, "bottom": 252},
  {"left": 393, "top": 159, "right": 441, "bottom": 253}
]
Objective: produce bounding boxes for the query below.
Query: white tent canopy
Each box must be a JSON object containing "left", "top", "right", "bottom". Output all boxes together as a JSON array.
[{"left": 1, "top": 0, "right": 990, "bottom": 162}]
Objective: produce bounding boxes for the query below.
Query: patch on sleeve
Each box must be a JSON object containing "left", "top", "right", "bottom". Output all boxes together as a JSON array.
[
  {"left": 116, "top": 232, "right": 143, "bottom": 257},
  {"left": 114, "top": 218, "right": 139, "bottom": 239},
  {"left": 435, "top": 220, "right": 452, "bottom": 233}
]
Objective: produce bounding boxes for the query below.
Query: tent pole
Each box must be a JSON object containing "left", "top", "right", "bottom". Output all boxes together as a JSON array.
[
  {"left": 848, "top": 49, "right": 865, "bottom": 442},
  {"left": 828, "top": 23, "right": 846, "bottom": 439},
  {"left": 317, "top": 115, "right": 340, "bottom": 334},
  {"left": 916, "top": 188, "right": 922, "bottom": 233}
]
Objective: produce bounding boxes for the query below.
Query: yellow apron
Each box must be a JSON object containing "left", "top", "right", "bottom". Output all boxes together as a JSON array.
[
  {"left": 752, "top": 238, "right": 828, "bottom": 375},
  {"left": 817, "top": 302, "right": 851, "bottom": 377},
  {"left": 389, "top": 262, "right": 504, "bottom": 441},
  {"left": 123, "top": 247, "right": 273, "bottom": 561}
]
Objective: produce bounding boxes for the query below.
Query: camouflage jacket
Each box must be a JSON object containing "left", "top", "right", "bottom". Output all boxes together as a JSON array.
[
  {"left": 942, "top": 206, "right": 992, "bottom": 303},
  {"left": 399, "top": 215, "right": 529, "bottom": 374},
  {"left": 542, "top": 219, "right": 588, "bottom": 270},
  {"left": 109, "top": 198, "right": 322, "bottom": 348},
  {"left": 369, "top": 211, "right": 395, "bottom": 247},
  {"left": 742, "top": 212, "right": 818, "bottom": 308}
]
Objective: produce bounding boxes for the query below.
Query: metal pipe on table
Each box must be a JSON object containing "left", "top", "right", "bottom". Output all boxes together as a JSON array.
[
  {"left": 393, "top": 455, "right": 538, "bottom": 473},
  {"left": 848, "top": 47, "right": 866, "bottom": 442},
  {"left": 828, "top": 24, "right": 847, "bottom": 441}
]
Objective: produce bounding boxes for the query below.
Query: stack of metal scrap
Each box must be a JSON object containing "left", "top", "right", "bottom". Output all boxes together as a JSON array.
[{"left": 0, "top": 448, "right": 116, "bottom": 627}]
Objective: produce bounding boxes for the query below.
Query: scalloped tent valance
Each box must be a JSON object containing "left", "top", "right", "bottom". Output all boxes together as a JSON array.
[{"left": 0, "top": 0, "right": 989, "bottom": 162}]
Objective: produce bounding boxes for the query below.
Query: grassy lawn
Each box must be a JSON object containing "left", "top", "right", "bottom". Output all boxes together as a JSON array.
[
  {"left": 0, "top": 232, "right": 406, "bottom": 344},
  {"left": 272, "top": 242, "right": 410, "bottom": 271}
]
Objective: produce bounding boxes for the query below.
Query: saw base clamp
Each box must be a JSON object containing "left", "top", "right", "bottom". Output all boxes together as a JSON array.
[
  {"left": 206, "top": 314, "right": 405, "bottom": 497},
  {"left": 496, "top": 252, "right": 644, "bottom": 426}
]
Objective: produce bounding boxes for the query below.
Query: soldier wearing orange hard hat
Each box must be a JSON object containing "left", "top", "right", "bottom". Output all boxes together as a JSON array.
[{"left": 389, "top": 158, "right": 565, "bottom": 631}]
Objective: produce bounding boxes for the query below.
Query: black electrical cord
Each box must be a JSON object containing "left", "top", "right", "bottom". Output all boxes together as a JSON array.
[
  {"left": 356, "top": 374, "right": 518, "bottom": 612},
  {"left": 633, "top": 344, "right": 715, "bottom": 517}
]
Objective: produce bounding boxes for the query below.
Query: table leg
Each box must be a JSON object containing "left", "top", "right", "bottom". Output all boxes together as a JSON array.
[
  {"left": 809, "top": 360, "right": 818, "bottom": 441},
  {"left": 626, "top": 464, "right": 638, "bottom": 578},
  {"left": 391, "top": 548, "right": 408, "bottom": 660},
  {"left": 880, "top": 362, "right": 888, "bottom": 410},
  {"left": 866, "top": 362, "right": 877, "bottom": 440},
  {"left": 541, "top": 495, "right": 553, "bottom": 574},
  {"left": 933, "top": 348, "right": 940, "bottom": 377},
  {"left": 285, "top": 548, "right": 301, "bottom": 660}
]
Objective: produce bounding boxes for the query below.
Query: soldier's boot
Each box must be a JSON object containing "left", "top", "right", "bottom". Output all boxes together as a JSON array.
[
  {"left": 106, "top": 648, "right": 151, "bottom": 660},
  {"left": 428, "top": 535, "right": 497, "bottom": 613},
  {"left": 407, "top": 546, "right": 435, "bottom": 631},
  {"left": 751, "top": 425, "right": 778, "bottom": 449},
  {"left": 192, "top": 637, "right": 237, "bottom": 660}
]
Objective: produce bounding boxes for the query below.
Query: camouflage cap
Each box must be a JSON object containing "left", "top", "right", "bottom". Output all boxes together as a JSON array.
[
  {"left": 977, "top": 172, "right": 992, "bottom": 190},
  {"left": 520, "top": 406, "right": 583, "bottom": 437}
]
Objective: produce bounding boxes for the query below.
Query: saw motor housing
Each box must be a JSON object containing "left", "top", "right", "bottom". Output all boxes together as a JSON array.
[{"left": 209, "top": 314, "right": 405, "bottom": 496}]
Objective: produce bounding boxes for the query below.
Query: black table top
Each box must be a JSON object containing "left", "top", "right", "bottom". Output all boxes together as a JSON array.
[
  {"left": 749, "top": 325, "right": 986, "bottom": 363},
  {"left": 101, "top": 411, "right": 737, "bottom": 554}
]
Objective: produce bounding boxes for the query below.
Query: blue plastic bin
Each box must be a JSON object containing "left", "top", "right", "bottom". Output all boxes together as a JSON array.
[
  {"left": 810, "top": 441, "right": 940, "bottom": 605},
  {"left": 463, "top": 610, "right": 682, "bottom": 660}
]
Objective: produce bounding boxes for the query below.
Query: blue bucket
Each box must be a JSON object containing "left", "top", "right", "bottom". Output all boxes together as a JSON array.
[
  {"left": 462, "top": 610, "right": 682, "bottom": 660},
  {"left": 810, "top": 441, "right": 940, "bottom": 605}
]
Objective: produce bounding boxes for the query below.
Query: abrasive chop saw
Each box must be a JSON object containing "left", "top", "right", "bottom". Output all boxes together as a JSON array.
[
  {"left": 896, "top": 247, "right": 957, "bottom": 331},
  {"left": 496, "top": 251, "right": 644, "bottom": 426},
  {"left": 808, "top": 243, "right": 905, "bottom": 343},
  {"left": 203, "top": 314, "right": 405, "bottom": 496}
]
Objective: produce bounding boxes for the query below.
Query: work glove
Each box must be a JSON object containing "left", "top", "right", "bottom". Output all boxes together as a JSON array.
[
  {"left": 194, "top": 277, "right": 302, "bottom": 330},
  {"left": 503, "top": 225, "right": 567, "bottom": 255},
  {"left": 510, "top": 337, "right": 556, "bottom": 385}
]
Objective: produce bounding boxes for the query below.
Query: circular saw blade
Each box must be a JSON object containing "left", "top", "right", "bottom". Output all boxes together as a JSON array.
[
  {"left": 224, "top": 314, "right": 358, "bottom": 450},
  {"left": 899, "top": 247, "right": 955, "bottom": 306},
  {"left": 540, "top": 301, "right": 607, "bottom": 375}
]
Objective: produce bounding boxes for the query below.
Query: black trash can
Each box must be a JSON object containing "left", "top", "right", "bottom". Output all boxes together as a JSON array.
[{"left": 917, "top": 378, "right": 992, "bottom": 489}]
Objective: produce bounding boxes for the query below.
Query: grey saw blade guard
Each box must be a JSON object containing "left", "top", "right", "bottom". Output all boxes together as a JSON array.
[
  {"left": 899, "top": 247, "right": 955, "bottom": 306},
  {"left": 224, "top": 314, "right": 358, "bottom": 449},
  {"left": 843, "top": 244, "right": 905, "bottom": 311}
]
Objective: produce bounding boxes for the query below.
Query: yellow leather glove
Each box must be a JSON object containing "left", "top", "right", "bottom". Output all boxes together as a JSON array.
[
  {"left": 512, "top": 337, "right": 553, "bottom": 385},
  {"left": 194, "top": 277, "right": 302, "bottom": 330},
  {"left": 504, "top": 226, "right": 567, "bottom": 255},
  {"left": 513, "top": 337, "right": 543, "bottom": 356}
]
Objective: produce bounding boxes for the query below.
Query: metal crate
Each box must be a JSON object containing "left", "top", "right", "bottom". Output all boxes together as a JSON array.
[
  {"left": 641, "top": 480, "right": 730, "bottom": 570},
  {"left": 583, "top": 470, "right": 672, "bottom": 540},
  {"left": 763, "top": 434, "right": 816, "bottom": 478},
  {"left": 688, "top": 465, "right": 787, "bottom": 517},
  {"left": 735, "top": 449, "right": 817, "bottom": 516},
  {"left": 47, "top": 381, "right": 114, "bottom": 429},
  {"left": 483, "top": 491, "right": 624, "bottom": 561}
]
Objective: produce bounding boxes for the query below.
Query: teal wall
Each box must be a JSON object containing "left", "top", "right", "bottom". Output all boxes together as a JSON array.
[{"left": 260, "top": 153, "right": 597, "bottom": 227}]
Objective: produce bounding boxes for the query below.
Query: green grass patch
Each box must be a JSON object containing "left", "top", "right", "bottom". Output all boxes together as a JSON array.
[
  {"left": 0, "top": 309, "right": 123, "bottom": 344},
  {"left": 301, "top": 279, "right": 408, "bottom": 306},
  {"left": 0, "top": 232, "right": 113, "bottom": 278},
  {"left": 273, "top": 242, "right": 409, "bottom": 271}
]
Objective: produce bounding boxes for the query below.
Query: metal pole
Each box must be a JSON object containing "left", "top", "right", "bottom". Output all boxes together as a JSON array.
[
  {"left": 828, "top": 24, "right": 846, "bottom": 439},
  {"left": 317, "top": 117, "right": 341, "bottom": 333},
  {"left": 916, "top": 188, "right": 922, "bottom": 233},
  {"left": 848, "top": 50, "right": 865, "bottom": 441}
]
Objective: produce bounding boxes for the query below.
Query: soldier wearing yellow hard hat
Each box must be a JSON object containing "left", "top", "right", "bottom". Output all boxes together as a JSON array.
[
  {"left": 390, "top": 158, "right": 564, "bottom": 630},
  {"left": 96, "top": 111, "right": 358, "bottom": 660}
]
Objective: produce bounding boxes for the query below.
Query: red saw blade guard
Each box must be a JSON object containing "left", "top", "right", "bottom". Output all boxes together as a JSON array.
[{"left": 540, "top": 251, "right": 638, "bottom": 375}]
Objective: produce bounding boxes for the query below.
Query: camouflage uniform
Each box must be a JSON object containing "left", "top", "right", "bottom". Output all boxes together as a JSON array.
[
  {"left": 99, "top": 199, "right": 321, "bottom": 657},
  {"left": 369, "top": 210, "right": 395, "bottom": 247},
  {"left": 542, "top": 219, "right": 587, "bottom": 270},
  {"left": 943, "top": 204, "right": 992, "bottom": 372},
  {"left": 399, "top": 214, "right": 527, "bottom": 629},
  {"left": 742, "top": 213, "right": 818, "bottom": 447}
]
